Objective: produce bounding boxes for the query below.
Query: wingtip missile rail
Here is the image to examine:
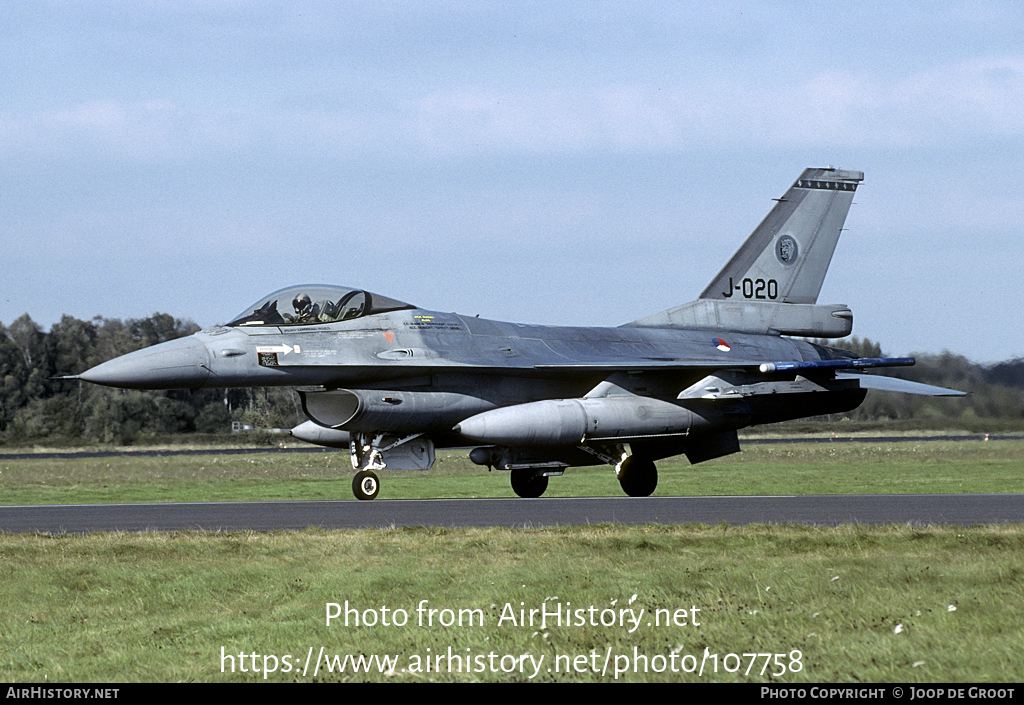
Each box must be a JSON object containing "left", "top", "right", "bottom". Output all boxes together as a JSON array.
[{"left": 759, "top": 357, "right": 916, "bottom": 374}]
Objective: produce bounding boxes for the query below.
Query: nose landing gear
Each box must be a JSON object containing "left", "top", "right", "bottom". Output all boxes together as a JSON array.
[
  {"left": 347, "top": 432, "right": 434, "bottom": 500},
  {"left": 352, "top": 470, "right": 380, "bottom": 501}
]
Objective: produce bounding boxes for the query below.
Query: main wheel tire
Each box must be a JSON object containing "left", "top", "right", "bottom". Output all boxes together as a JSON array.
[
  {"left": 352, "top": 470, "right": 380, "bottom": 501},
  {"left": 510, "top": 469, "right": 549, "bottom": 498},
  {"left": 616, "top": 457, "right": 657, "bottom": 497}
]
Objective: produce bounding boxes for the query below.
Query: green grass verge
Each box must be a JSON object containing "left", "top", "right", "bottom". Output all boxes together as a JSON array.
[
  {"left": 1, "top": 525, "right": 1022, "bottom": 682},
  {"left": 2, "top": 439, "right": 1023, "bottom": 505},
  {"left": 2, "top": 439, "right": 1022, "bottom": 683}
]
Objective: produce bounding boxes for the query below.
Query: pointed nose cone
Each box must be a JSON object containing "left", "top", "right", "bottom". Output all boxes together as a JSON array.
[{"left": 79, "top": 336, "right": 212, "bottom": 389}]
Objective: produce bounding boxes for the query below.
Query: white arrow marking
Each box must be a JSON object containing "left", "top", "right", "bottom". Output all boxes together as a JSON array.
[{"left": 256, "top": 344, "right": 300, "bottom": 355}]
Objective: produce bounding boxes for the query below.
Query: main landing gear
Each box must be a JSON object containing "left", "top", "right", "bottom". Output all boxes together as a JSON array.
[
  {"left": 510, "top": 469, "right": 550, "bottom": 498},
  {"left": 593, "top": 445, "right": 658, "bottom": 497},
  {"left": 615, "top": 455, "right": 658, "bottom": 497},
  {"left": 502, "top": 446, "right": 659, "bottom": 498}
]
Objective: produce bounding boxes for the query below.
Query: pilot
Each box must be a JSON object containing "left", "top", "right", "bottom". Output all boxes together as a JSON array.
[
  {"left": 292, "top": 293, "right": 336, "bottom": 323},
  {"left": 292, "top": 293, "right": 314, "bottom": 320}
]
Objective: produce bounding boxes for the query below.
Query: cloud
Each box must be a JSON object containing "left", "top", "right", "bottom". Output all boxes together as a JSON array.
[
  {"left": 405, "top": 55, "right": 1024, "bottom": 156},
  {"left": 4, "top": 47, "right": 1024, "bottom": 169}
]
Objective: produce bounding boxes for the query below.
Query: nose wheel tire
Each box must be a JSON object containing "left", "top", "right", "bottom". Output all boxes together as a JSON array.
[{"left": 353, "top": 470, "right": 380, "bottom": 501}]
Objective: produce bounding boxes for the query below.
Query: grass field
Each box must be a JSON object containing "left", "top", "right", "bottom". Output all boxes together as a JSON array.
[
  {"left": 3, "top": 437, "right": 1024, "bottom": 504},
  {"left": 2, "top": 438, "right": 1023, "bottom": 682}
]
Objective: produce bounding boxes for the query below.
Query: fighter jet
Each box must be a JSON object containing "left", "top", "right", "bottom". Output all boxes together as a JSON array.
[{"left": 69, "top": 167, "right": 965, "bottom": 500}]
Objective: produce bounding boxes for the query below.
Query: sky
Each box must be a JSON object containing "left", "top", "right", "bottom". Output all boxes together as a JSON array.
[{"left": 2, "top": 1, "right": 1022, "bottom": 363}]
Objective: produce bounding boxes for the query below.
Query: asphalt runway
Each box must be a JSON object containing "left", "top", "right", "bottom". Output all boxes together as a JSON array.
[
  {"left": 2, "top": 493, "right": 1023, "bottom": 534},
  {"left": 3, "top": 435, "right": 1022, "bottom": 533}
]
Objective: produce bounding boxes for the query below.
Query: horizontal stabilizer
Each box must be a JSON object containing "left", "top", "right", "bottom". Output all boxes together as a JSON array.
[
  {"left": 759, "top": 357, "right": 915, "bottom": 373},
  {"left": 837, "top": 373, "right": 967, "bottom": 397}
]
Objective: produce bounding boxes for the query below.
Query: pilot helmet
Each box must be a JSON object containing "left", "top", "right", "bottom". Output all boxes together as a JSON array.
[{"left": 292, "top": 293, "right": 312, "bottom": 313}]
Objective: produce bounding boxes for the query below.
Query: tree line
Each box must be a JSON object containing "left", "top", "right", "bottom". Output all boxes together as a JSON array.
[
  {"left": 1, "top": 314, "right": 1022, "bottom": 447},
  {"left": 805, "top": 337, "right": 1023, "bottom": 431},
  {"left": 0, "top": 313, "right": 302, "bottom": 446}
]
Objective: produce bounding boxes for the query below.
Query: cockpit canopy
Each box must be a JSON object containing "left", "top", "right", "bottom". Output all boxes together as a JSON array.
[{"left": 226, "top": 285, "right": 415, "bottom": 327}]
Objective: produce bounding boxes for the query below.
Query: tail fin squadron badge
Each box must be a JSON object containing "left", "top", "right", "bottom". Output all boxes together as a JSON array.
[{"left": 776, "top": 234, "right": 798, "bottom": 264}]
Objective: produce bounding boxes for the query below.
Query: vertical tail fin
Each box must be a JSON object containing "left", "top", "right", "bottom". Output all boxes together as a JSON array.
[{"left": 699, "top": 167, "right": 863, "bottom": 304}]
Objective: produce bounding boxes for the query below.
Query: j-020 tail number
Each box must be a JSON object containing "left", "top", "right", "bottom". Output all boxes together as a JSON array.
[{"left": 722, "top": 277, "right": 778, "bottom": 299}]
